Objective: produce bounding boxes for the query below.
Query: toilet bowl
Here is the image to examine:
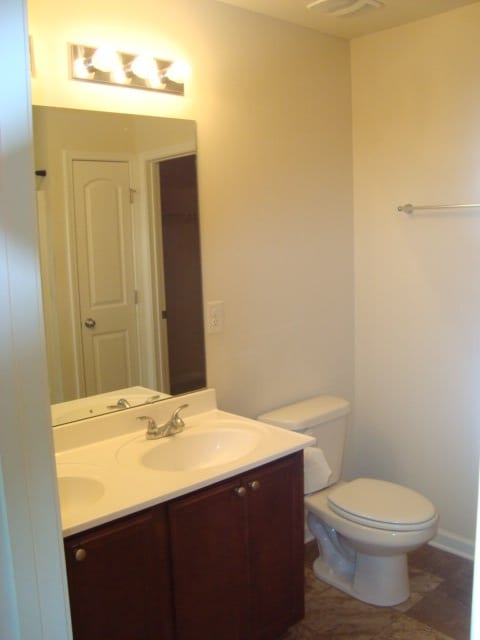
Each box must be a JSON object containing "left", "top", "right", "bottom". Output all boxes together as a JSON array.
[
  {"left": 258, "top": 396, "right": 439, "bottom": 607},
  {"left": 305, "top": 478, "right": 438, "bottom": 606}
]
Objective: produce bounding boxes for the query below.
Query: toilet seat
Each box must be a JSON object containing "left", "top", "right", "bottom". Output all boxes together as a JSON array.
[{"left": 327, "top": 478, "right": 437, "bottom": 532}]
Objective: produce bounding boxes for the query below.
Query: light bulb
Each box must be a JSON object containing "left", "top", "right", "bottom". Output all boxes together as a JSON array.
[
  {"left": 146, "top": 74, "right": 163, "bottom": 89},
  {"left": 164, "top": 60, "right": 189, "bottom": 85},
  {"left": 91, "top": 46, "right": 121, "bottom": 73},
  {"left": 111, "top": 66, "right": 129, "bottom": 84},
  {"left": 73, "top": 56, "right": 92, "bottom": 79},
  {"left": 130, "top": 54, "right": 158, "bottom": 80}
]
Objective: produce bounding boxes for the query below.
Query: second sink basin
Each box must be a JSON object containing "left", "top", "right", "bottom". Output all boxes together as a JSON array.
[
  {"left": 57, "top": 473, "right": 105, "bottom": 517},
  {"left": 117, "top": 424, "right": 263, "bottom": 472}
]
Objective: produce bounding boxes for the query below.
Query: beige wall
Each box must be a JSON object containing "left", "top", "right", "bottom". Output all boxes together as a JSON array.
[
  {"left": 28, "top": 0, "right": 354, "bottom": 417},
  {"left": 352, "top": 3, "right": 480, "bottom": 554}
]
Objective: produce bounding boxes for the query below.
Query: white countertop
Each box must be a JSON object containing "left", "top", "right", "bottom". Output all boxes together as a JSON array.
[{"left": 54, "top": 389, "right": 314, "bottom": 536}]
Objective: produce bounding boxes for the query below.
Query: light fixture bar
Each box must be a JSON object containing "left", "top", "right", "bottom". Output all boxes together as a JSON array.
[
  {"left": 306, "top": 0, "right": 384, "bottom": 14},
  {"left": 69, "top": 44, "right": 185, "bottom": 96}
]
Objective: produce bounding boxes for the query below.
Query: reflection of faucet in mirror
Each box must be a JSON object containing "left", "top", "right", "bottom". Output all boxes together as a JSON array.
[
  {"left": 107, "top": 398, "right": 131, "bottom": 410},
  {"left": 138, "top": 403, "right": 189, "bottom": 440},
  {"left": 50, "top": 386, "right": 171, "bottom": 426},
  {"left": 33, "top": 106, "right": 207, "bottom": 426}
]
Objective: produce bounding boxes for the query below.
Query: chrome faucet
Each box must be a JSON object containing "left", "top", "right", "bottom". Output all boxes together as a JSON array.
[
  {"left": 107, "top": 398, "right": 131, "bottom": 410},
  {"left": 138, "top": 404, "right": 189, "bottom": 440}
]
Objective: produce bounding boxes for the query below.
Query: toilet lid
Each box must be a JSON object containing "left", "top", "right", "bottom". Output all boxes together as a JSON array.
[{"left": 328, "top": 478, "right": 437, "bottom": 532}]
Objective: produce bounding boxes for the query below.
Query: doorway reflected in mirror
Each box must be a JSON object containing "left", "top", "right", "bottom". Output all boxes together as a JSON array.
[{"left": 157, "top": 155, "right": 206, "bottom": 395}]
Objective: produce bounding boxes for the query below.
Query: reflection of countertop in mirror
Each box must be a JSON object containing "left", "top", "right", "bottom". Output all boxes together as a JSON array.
[
  {"left": 51, "top": 386, "right": 170, "bottom": 426},
  {"left": 54, "top": 388, "right": 314, "bottom": 536}
]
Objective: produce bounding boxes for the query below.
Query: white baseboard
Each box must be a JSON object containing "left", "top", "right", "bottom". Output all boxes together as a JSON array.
[{"left": 430, "top": 528, "right": 475, "bottom": 561}]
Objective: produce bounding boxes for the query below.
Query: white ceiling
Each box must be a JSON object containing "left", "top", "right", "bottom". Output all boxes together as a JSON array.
[{"left": 216, "top": 0, "right": 479, "bottom": 39}]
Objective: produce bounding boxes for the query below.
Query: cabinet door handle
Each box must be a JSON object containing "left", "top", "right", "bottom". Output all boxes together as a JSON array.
[
  {"left": 234, "top": 486, "right": 247, "bottom": 497},
  {"left": 248, "top": 480, "right": 261, "bottom": 491},
  {"left": 73, "top": 547, "right": 87, "bottom": 562}
]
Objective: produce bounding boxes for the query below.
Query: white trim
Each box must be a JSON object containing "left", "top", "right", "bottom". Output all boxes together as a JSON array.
[
  {"left": 136, "top": 151, "right": 168, "bottom": 391},
  {"left": 36, "top": 189, "right": 64, "bottom": 401},
  {"left": 131, "top": 154, "right": 159, "bottom": 390},
  {"left": 471, "top": 475, "right": 480, "bottom": 638},
  {"left": 0, "top": 0, "right": 72, "bottom": 636},
  {"left": 430, "top": 527, "right": 475, "bottom": 561},
  {"left": 141, "top": 141, "right": 195, "bottom": 163}
]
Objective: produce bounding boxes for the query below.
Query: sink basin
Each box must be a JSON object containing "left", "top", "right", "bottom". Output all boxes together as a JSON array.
[
  {"left": 117, "top": 425, "right": 262, "bottom": 472},
  {"left": 57, "top": 474, "right": 105, "bottom": 516}
]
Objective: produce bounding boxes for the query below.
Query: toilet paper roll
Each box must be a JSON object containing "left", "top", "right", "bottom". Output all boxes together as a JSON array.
[{"left": 303, "top": 446, "right": 332, "bottom": 495}]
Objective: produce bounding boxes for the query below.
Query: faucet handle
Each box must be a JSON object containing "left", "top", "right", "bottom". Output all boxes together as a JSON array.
[
  {"left": 137, "top": 415, "right": 159, "bottom": 438},
  {"left": 172, "top": 404, "right": 189, "bottom": 428}
]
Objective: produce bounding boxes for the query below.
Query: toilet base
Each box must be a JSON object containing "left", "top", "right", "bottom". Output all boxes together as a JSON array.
[{"left": 312, "top": 550, "right": 410, "bottom": 607}]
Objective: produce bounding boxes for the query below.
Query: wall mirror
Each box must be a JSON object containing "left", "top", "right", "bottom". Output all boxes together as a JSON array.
[{"left": 33, "top": 106, "right": 206, "bottom": 426}]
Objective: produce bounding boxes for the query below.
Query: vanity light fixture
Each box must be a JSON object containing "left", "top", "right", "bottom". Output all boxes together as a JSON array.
[
  {"left": 306, "top": 0, "right": 384, "bottom": 14},
  {"left": 69, "top": 44, "right": 187, "bottom": 95}
]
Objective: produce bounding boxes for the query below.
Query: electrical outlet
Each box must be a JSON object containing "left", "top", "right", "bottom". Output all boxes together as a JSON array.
[{"left": 207, "top": 301, "right": 224, "bottom": 334}]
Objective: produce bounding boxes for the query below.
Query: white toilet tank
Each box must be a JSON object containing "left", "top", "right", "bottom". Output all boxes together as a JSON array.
[{"left": 258, "top": 395, "right": 351, "bottom": 484}]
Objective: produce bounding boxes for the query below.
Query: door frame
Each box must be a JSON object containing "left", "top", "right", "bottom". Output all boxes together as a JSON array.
[
  {"left": 36, "top": 188, "right": 64, "bottom": 401},
  {"left": 137, "top": 141, "right": 196, "bottom": 394}
]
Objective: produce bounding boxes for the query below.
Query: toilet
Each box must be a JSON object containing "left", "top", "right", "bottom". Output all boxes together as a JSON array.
[{"left": 258, "top": 395, "right": 439, "bottom": 607}]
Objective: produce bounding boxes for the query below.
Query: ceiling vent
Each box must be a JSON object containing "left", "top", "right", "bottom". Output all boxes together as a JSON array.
[{"left": 306, "top": 0, "right": 384, "bottom": 16}]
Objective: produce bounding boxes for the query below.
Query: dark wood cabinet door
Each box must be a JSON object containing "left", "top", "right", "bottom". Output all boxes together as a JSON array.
[
  {"left": 168, "top": 476, "right": 250, "bottom": 640},
  {"left": 246, "top": 452, "right": 305, "bottom": 640},
  {"left": 64, "top": 506, "right": 173, "bottom": 640},
  {"left": 168, "top": 453, "right": 305, "bottom": 640}
]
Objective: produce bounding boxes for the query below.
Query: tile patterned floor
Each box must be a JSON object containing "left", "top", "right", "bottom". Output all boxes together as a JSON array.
[{"left": 282, "top": 542, "right": 473, "bottom": 640}]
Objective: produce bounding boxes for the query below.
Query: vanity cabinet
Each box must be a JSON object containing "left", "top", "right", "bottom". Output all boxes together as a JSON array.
[
  {"left": 169, "top": 451, "right": 304, "bottom": 640},
  {"left": 64, "top": 452, "right": 304, "bottom": 640},
  {"left": 64, "top": 505, "right": 174, "bottom": 640}
]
